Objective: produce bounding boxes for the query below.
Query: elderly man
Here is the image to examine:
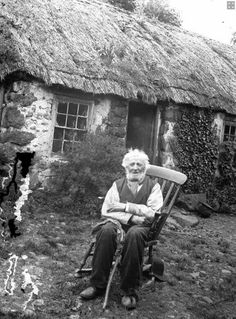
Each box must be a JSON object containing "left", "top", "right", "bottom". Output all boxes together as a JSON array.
[{"left": 80, "top": 149, "right": 163, "bottom": 309}]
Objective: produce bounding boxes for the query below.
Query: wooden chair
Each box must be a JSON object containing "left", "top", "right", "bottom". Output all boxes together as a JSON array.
[{"left": 76, "top": 165, "right": 187, "bottom": 309}]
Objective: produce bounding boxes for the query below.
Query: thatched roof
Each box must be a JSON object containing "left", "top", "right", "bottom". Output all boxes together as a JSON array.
[{"left": 1, "top": 0, "right": 236, "bottom": 114}]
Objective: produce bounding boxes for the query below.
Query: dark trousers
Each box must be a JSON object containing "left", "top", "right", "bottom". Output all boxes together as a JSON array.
[{"left": 90, "top": 222, "right": 149, "bottom": 292}]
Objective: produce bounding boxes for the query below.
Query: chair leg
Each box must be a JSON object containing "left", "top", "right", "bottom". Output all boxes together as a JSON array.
[
  {"left": 148, "top": 245, "right": 153, "bottom": 263},
  {"left": 102, "top": 254, "right": 121, "bottom": 310}
]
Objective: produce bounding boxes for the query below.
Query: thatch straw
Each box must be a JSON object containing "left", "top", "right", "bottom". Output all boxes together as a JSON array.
[{"left": 0, "top": 0, "right": 236, "bottom": 113}]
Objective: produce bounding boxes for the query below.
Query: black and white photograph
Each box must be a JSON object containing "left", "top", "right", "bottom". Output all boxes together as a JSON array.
[{"left": 0, "top": 0, "right": 235, "bottom": 318}]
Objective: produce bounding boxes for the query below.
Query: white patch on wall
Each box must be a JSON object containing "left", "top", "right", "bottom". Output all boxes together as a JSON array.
[
  {"left": 90, "top": 98, "right": 111, "bottom": 132},
  {"left": 162, "top": 121, "right": 176, "bottom": 169},
  {"left": 14, "top": 174, "right": 32, "bottom": 222},
  {"left": 163, "top": 121, "right": 175, "bottom": 141},
  {"left": 213, "top": 113, "right": 224, "bottom": 143},
  {"left": 163, "top": 153, "right": 175, "bottom": 169}
]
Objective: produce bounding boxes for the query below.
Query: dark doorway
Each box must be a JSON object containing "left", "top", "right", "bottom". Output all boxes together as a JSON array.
[{"left": 126, "top": 102, "right": 157, "bottom": 161}]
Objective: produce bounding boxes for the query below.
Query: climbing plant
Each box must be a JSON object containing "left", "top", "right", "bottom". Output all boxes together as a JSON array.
[
  {"left": 208, "top": 141, "right": 236, "bottom": 212},
  {"left": 173, "top": 109, "right": 219, "bottom": 194}
]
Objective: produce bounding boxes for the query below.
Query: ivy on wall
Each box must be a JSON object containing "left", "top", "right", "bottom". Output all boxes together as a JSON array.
[
  {"left": 173, "top": 109, "right": 219, "bottom": 194},
  {"left": 208, "top": 141, "right": 236, "bottom": 211}
]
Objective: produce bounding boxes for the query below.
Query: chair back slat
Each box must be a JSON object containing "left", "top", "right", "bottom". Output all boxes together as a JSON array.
[
  {"left": 161, "top": 179, "right": 166, "bottom": 193},
  {"left": 165, "top": 185, "right": 181, "bottom": 216},
  {"left": 162, "top": 182, "right": 175, "bottom": 207},
  {"left": 145, "top": 165, "right": 187, "bottom": 242}
]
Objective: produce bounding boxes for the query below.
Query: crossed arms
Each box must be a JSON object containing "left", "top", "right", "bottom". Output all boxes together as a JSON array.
[{"left": 101, "top": 182, "right": 163, "bottom": 225}]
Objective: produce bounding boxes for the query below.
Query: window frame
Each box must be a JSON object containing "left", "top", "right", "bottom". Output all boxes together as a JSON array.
[
  {"left": 51, "top": 96, "right": 94, "bottom": 154},
  {"left": 223, "top": 119, "right": 236, "bottom": 143}
]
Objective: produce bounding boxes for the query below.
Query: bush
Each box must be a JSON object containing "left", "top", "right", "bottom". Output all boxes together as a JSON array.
[
  {"left": 107, "top": 0, "right": 136, "bottom": 11},
  {"left": 49, "top": 131, "right": 127, "bottom": 216},
  {"left": 136, "top": 0, "right": 182, "bottom": 27}
]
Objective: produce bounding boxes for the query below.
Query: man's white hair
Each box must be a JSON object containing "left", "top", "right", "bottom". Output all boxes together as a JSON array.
[{"left": 122, "top": 149, "right": 150, "bottom": 168}]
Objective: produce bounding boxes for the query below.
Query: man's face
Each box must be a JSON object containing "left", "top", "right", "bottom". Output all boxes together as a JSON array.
[{"left": 125, "top": 159, "right": 146, "bottom": 181}]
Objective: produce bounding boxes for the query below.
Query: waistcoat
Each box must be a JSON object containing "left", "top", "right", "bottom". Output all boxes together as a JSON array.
[{"left": 115, "top": 176, "right": 156, "bottom": 204}]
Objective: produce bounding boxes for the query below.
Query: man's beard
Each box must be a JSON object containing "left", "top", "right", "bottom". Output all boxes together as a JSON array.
[{"left": 126, "top": 170, "right": 146, "bottom": 183}]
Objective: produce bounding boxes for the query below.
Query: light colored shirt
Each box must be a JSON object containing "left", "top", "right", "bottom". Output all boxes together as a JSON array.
[{"left": 101, "top": 181, "right": 163, "bottom": 225}]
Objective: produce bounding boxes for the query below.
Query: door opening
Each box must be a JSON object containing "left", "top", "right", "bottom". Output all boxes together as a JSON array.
[{"left": 126, "top": 102, "right": 157, "bottom": 162}]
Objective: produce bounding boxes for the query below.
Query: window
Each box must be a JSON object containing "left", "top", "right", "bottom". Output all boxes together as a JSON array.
[
  {"left": 223, "top": 121, "right": 236, "bottom": 142},
  {"left": 52, "top": 98, "right": 92, "bottom": 153}
]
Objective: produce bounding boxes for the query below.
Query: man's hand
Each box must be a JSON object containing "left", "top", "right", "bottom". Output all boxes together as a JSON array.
[
  {"left": 130, "top": 214, "right": 155, "bottom": 226},
  {"left": 108, "top": 202, "right": 126, "bottom": 212},
  {"left": 125, "top": 203, "right": 156, "bottom": 221},
  {"left": 145, "top": 210, "right": 155, "bottom": 221},
  {"left": 130, "top": 215, "right": 146, "bottom": 225}
]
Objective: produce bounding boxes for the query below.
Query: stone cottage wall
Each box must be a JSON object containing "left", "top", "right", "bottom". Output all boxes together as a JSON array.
[
  {"left": 105, "top": 98, "right": 128, "bottom": 140},
  {"left": 0, "top": 80, "right": 55, "bottom": 233},
  {"left": 1, "top": 81, "right": 54, "bottom": 155},
  {"left": 0, "top": 81, "right": 129, "bottom": 190},
  {"left": 90, "top": 97, "right": 128, "bottom": 142},
  {"left": 0, "top": 81, "right": 55, "bottom": 190}
]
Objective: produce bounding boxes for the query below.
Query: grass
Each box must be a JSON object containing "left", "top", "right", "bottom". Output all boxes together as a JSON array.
[
  {"left": 176, "top": 239, "right": 194, "bottom": 251},
  {"left": 210, "top": 274, "right": 236, "bottom": 302},
  {"left": 18, "top": 239, "right": 56, "bottom": 256},
  {"left": 217, "top": 239, "right": 230, "bottom": 253},
  {"left": 191, "top": 247, "right": 206, "bottom": 260},
  {"left": 190, "top": 236, "right": 207, "bottom": 245},
  {"left": 176, "top": 254, "right": 192, "bottom": 270},
  {"left": 226, "top": 255, "right": 236, "bottom": 267},
  {"left": 171, "top": 269, "right": 193, "bottom": 282}
]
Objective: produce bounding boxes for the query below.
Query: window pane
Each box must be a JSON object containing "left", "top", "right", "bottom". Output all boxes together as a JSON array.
[
  {"left": 52, "top": 140, "right": 62, "bottom": 152},
  {"left": 64, "top": 129, "right": 74, "bottom": 141},
  {"left": 79, "top": 104, "right": 88, "bottom": 116},
  {"left": 56, "top": 114, "right": 66, "bottom": 126},
  {"left": 67, "top": 116, "right": 76, "bottom": 128},
  {"left": 63, "top": 141, "right": 73, "bottom": 153},
  {"left": 58, "top": 102, "right": 67, "bottom": 114},
  {"left": 230, "top": 126, "right": 235, "bottom": 136},
  {"left": 224, "top": 125, "right": 230, "bottom": 135},
  {"left": 53, "top": 127, "right": 64, "bottom": 140},
  {"left": 75, "top": 130, "right": 86, "bottom": 141},
  {"left": 77, "top": 118, "right": 87, "bottom": 130},
  {"left": 68, "top": 103, "right": 78, "bottom": 115}
]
